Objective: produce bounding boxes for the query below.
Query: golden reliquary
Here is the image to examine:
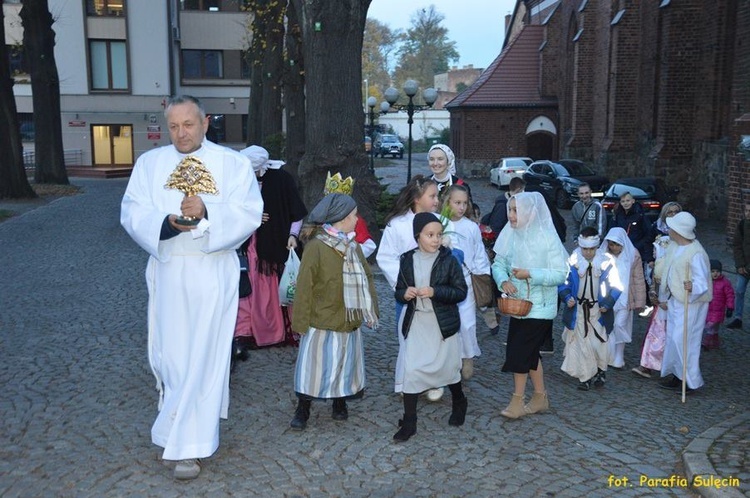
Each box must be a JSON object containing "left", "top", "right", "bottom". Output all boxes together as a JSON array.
[{"left": 164, "top": 155, "right": 219, "bottom": 225}]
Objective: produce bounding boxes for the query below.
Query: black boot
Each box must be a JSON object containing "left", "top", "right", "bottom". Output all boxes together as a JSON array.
[
  {"left": 449, "top": 395, "right": 468, "bottom": 426},
  {"left": 393, "top": 414, "right": 417, "bottom": 442},
  {"left": 232, "top": 338, "right": 249, "bottom": 362},
  {"left": 332, "top": 398, "right": 348, "bottom": 421},
  {"left": 290, "top": 398, "right": 311, "bottom": 430}
]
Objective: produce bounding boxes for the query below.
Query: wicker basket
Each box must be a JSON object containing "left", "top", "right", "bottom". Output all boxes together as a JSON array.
[{"left": 498, "top": 280, "right": 533, "bottom": 317}]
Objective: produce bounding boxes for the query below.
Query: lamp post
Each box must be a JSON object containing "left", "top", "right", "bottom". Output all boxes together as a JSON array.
[
  {"left": 366, "top": 96, "right": 377, "bottom": 173},
  {"left": 382, "top": 80, "right": 438, "bottom": 183}
]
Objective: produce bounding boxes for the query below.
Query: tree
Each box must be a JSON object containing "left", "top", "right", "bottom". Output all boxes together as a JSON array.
[
  {"left": 362, "top": 18, "right": 399, "bottom": 95},
  {"left": 20, "top": 0, "right": 68, "bottom": 185},
  {"left": 291, "top": 0, "right": 380, "bottom": 232},
  {"left": 0, "top": 4, "right": 36, "bottom": 199},
  {"left": 244, "top": 0, "right": 286, "bottom": 153},
  {"left": 282, "top": 0, "right": 305, "bottom": 182},
  {"left": 392, "top": 5, "right": 458, "bottom": 91}
]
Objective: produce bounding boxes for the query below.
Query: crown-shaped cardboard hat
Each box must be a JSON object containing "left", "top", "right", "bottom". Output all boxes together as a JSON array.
[{"left": 323, "top": 171, "right": 355, "bottom": 195}]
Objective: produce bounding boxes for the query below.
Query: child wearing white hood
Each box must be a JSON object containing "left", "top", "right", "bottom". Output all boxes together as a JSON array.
[{"left": 596, "top": 228, "right": 647, "bottom": 368}]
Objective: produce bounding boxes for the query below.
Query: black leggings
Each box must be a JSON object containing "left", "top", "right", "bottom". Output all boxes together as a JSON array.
[{"left": 402, "top": 382, "right": 465, "bottom": 415}]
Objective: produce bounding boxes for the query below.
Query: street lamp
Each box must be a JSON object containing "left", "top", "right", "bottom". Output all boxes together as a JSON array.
[
  {"left": 366, "top": 96, "right": 377, "bottom": 173},
  {"left": 382, "top": 80, "right": 438, "bottom": 183}
]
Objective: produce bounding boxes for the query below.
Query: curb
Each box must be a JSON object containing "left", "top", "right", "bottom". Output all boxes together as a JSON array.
[{"left": 682, "top": 411, "right": 750, "bottom": 498}]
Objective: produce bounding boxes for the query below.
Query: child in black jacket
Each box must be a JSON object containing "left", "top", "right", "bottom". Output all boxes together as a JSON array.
[{"left": 393, "top": 212, "right": 468, "bottom": 442}]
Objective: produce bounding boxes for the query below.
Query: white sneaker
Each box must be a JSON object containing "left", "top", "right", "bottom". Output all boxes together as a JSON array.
[
  {"left": 174, "top": 458, "right": 201, "bottom": 480},
  {"left": 426, "top": 387, "right": 444, "bottom": 402}
]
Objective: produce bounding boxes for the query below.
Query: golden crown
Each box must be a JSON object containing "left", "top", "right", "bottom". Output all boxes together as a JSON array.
[{"left": 323, "top": 171, "right": 355, "bottom": 195}]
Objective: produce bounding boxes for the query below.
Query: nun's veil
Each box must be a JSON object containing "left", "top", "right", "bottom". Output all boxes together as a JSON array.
[{"left": 493, "top": 191, "right": 569, "bottom": 273}]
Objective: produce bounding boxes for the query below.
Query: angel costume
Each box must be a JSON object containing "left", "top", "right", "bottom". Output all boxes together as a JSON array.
[{"left": 121, "top": 139, "right": 262, "bottom": 460}]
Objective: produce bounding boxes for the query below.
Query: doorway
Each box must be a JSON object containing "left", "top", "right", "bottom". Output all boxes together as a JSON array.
[
  {"left": 526, "top": 132, "right": 555, "bottom": 160},
  {"left": 92, "top": 124, "right": 133, "bottom": 167}
]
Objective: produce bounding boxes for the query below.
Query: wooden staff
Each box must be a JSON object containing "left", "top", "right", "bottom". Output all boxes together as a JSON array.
[{"left": 681, "top": 262, "right": 691, "bottom": 404}]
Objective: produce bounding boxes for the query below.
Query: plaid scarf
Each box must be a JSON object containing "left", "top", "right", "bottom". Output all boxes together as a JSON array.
[{"left": 317, "top": 225, "right": 378, "bottom": 328}]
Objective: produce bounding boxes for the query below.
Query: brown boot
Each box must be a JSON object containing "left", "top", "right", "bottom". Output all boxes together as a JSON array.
[
  {"left": 500, "top": 393, "right": 526, "bottom": 419},
  {"left": 524, "top": 391, "right": 549, "bottom": 414}
]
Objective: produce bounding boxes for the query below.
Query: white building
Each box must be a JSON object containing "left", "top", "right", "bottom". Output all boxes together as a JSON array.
[{"left": 4, "top": 0, "right": 252, "bottom": 169}]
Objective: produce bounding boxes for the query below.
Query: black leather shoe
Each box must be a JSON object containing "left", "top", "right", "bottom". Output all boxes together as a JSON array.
[
  {"left": 659, "top": 375, "right": 681, "bottom": 390},
  {"left": 232, "top": 338, "right": 249, "bottom": 362},
  {"left": 332, "top": 399, "right": 348, "bottom": 421}
]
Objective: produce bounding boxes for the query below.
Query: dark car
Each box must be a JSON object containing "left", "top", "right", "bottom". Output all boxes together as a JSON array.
[
  {"left": 523, "top": 160, "right": 609, "bottom": 209},
  {"left": 374, "top": 134, "right": 404, "bottom": 159},
  {"left": 601, "top": 177, "right": 680, "bottom": 223}
]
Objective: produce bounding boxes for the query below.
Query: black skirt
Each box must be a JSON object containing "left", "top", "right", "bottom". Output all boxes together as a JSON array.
[{"left": 502, "top": 317, "right": 552, "bottom": 373}]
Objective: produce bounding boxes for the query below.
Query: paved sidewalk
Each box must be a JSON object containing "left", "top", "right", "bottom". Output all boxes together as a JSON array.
[{"left": 0, "top": 175, "right": 747, "bottom": 497}]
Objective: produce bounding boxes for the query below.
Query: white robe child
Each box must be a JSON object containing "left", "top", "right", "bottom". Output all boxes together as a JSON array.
[
  {"left": 121, "top": 140, "right": 262, "bottom": 460},
  {"left": 659, "top": 245, "right": 710, "bottom": 389},
  {"left": 445, "top": 217, "right": 490, "bottom": 359}
]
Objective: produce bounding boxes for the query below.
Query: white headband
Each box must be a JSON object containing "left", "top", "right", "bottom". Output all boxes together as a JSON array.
[{"left": 578, "top": 235, "right": 600, "bottom": 248}]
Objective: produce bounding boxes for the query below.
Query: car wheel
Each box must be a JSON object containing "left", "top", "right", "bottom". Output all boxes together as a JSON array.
[
  {"left": 398, "top": 152, "right": 404, "bottom": 159},
  {"left": 555, "top": 189, "right": 569, "bottom": 209}
]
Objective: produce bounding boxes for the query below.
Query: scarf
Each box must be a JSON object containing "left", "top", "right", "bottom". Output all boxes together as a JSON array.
[{"left": 316, "top": 226, "right": 379, "bottom": 328}]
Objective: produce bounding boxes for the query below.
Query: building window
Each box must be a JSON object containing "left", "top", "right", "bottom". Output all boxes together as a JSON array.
[
  {"left": 181, "top": 0, "right": 220, "bottom": 11},
  {"left": 8, "top": 44, "right": 29, "bottom": 77},
  {"left": 180, "top": 0, "right": 246, "bottom": 12},
  {"left": 86, "top": 0, "right": 125, "bottom": 16},
  {"left": 240, "top": 51, "right": 251, "bottom": 79},
  {"left": 90, "top": 40, "right": 129, "bottom": 90},
  {"left": 182, "top": 50, "right": 224, "bottom": 79}
]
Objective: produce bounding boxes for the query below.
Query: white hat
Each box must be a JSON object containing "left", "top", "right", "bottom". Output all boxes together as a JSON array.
[
  {"left": 666, "top": 211, "right": 696, "bottom": 240},
  {"left": 239, "top": 145, "right": 269, "bottom": 172}
]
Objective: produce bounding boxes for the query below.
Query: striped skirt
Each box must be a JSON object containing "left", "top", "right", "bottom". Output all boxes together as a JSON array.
[{"left": 293, "top": 327, "right": 366, "bottom": 399}]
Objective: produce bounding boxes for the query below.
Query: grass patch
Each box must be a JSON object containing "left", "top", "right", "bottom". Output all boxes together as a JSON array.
[
  {"left": 0, "top": 209, "right": 15, "bottom": 221},
  {"left": 32, "top": 183, "right": 82, "bottom": 197}
]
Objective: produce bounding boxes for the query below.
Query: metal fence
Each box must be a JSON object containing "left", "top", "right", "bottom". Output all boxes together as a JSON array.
[{"left": 23, "top": 149, "right": 83, "bottom": 169}]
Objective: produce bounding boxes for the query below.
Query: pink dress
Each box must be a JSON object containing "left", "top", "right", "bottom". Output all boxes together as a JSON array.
[
  {"left": 234, "top": 236, "right": 295, "bottom": 347},
  {"left": 640, "top": 308, "right": 667, "bottom": 370}
]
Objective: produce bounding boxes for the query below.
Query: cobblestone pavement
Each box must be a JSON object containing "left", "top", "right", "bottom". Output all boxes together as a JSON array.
[{"left": 0, "top": 173, "right": 748, "bottom": 497}]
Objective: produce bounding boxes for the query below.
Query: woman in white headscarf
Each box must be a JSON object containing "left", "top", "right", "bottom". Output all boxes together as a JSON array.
[
  {"left": 427, "top": 144, "right": 474, "bottom": 217},
  {"left": 491, "top": 192, "right": 568, "bottom": 419},
  {"left": 596, "top": 227, "right": 647, "bottom": 368},
  {"left": 232, "top": 145, "right": 308, "bottom": 358}
]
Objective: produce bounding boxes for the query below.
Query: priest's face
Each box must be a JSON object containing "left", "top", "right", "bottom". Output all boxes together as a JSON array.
[{"left": 167, "top": 102, "right": 209, "bottom": 154}]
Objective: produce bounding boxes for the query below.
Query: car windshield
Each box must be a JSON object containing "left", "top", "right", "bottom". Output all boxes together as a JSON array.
[
  {"left": 561, "top": 162, "right": 595, "bottom": 176},
  {"left": 606, "top": 183, "right": 650, "bottom": 197},
  {"left": 381, "top": 135, "right": 398, "bottom": 143},
  {"left": 614, "top": 179, "right": 657, "bottom": 195}
]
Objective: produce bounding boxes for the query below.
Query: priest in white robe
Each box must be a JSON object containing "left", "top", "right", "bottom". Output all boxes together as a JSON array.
[{"left": 121, "top": 95, "right": 262, "bottom": 479}]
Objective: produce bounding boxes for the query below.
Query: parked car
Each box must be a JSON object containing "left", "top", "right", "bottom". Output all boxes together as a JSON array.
[
  {"left": 374, "top": 134, "right": 404, "bottom": 158},
  {"left": 523, "top": 160, "right": 609, "bottom": 209},
  {"left": 489, "top": 157, "right": 533, "bottom": 188},
  {"left": 601, "top": 177, "right": 681, "bottom": 223}
]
